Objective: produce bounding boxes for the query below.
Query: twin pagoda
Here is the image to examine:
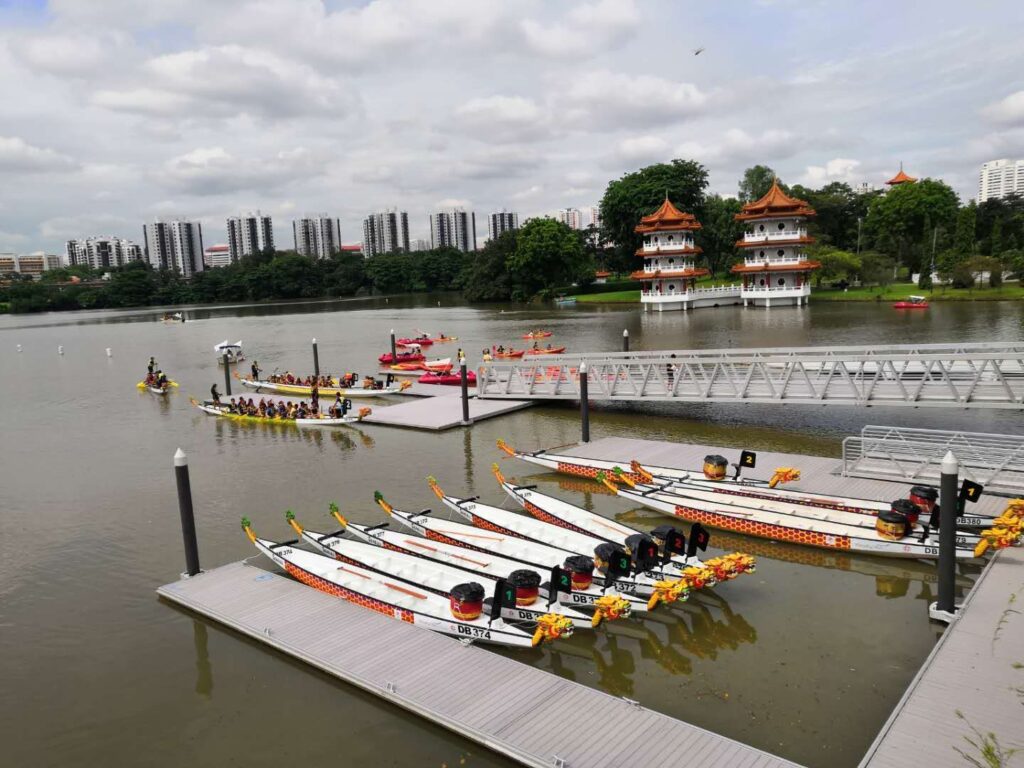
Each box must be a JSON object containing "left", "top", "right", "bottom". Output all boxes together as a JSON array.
[{"left": 634, "top": 180, "right": 820, "bottom": 311}]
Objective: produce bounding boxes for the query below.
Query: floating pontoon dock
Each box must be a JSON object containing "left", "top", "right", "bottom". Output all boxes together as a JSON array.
[
  {"left": 364, "top": 384, "right": 533, "bottom": 430},
  {"left": 159, "top": 560, "right": 798, "bottom": 768}
]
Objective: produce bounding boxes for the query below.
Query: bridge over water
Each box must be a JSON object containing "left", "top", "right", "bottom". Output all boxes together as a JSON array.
[{"left": 476, "top": 342, "right": 1024, "bottom": 409}]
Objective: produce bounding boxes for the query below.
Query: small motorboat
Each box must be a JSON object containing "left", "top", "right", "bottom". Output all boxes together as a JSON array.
[
  {"left": 418, "top": 371, "right": 477, "bottom": 386},
  {"left": 553, "top": 296, "right": 577, "bottom": 307},
  {"left": 161, "top": 312, "right": 184, "bottom": 323},
  {"left": 214, "top": 340, "right": 244, "bottom": 364},
  {"left": 525, "top": 346, "right": 566, "bottom": 355},
  {"left": 379, "top": 351, "right": 425, "bottom": 365},
  {"left": 522, "top": 331, "right": 552, "bottom": 339},
  {"left": 892, "top": 295, "right": 929, "bottom": 309}
]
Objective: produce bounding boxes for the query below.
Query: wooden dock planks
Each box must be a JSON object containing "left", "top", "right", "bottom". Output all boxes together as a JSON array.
[{"left": 158, "top": 560, "right": 800, "bottom": 768}]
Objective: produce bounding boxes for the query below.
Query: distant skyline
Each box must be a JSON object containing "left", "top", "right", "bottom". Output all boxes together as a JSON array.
[{"left": 1, "top": 0, "right": 1023, "bottom": 253}]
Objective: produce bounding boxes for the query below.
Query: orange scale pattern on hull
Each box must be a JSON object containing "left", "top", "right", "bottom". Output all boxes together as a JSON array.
[
  {"left": 284, "top": 561, "right": 415, "bottom": 623},
  {"left": 556, "top": 461, "right": 641, "bottom": 484},
  {"left": 671, "top": 505, "right": 852, "bottom": 551},
  {"left": 470, "top": 513, "right": 523, "bottom": 539},
  {"left": 522, "top": 499, "right": 592, "bottom": 537}
]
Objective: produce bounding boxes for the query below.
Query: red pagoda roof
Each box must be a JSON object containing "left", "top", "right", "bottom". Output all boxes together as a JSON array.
[
  {"left": 735, "top": 179, "right": 816, "bottom": 222},
  {"left": 885, "top": 166, "right": 917, "bottom": 185},
  {"left": 595, "top": 270, "right": 611, "bottom": 278},
  {"left": 635, "top": 197, "right": 702, "bottom": 234}
]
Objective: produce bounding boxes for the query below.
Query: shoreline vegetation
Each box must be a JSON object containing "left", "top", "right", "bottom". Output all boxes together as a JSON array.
[{"left": 5, "top": 159, "right": 1024, "bottom": 314}]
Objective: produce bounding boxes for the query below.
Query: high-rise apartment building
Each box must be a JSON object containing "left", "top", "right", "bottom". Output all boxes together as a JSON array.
[
  {"left": 587, "top": 206, "right": 601, "bottom": 230},
  {"left": 558, "top": 207, "right": 583, "bottom": 230},
  {"left": 203, "top": 244, "right": 232, "bottom": 268},
  {"left": 292, "top": 215, "right": 340, "bottom": 259},
  {"left": 409, "top": 238, "right": 431, "bottom": 252},
  {"left": 429, "top": 209, "right": 477, "bottom": 252},
  {"left": 227, "top": 212, "right": 273, "bottom": 262},
  {"left": 362, "top": 210, "right": 410, "bottom": 257},
  {"left": 978, "top": 159, "right": 1024, "bottom": 202},
  {"left": 65, "top": 236, "right": 143, "bottom": 269},
  {"left": 487, "top": 210, "right": 519, "bottom": 241},
  {"left": 144, "top": 219, "right": 205, "bottom": 277}
]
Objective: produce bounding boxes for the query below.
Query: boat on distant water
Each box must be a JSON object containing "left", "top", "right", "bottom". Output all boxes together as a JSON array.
[
  {"left": 418, "top": 371, "right": 477, "bottom": 386},
  {"left": 237, "top": 373, "right": 409, "bottom": 398},
  {"left": 522, "top": 331, "right": 552, "bottom": 339},
  {"left": 892, "top": 295, "right": 929, "bottom": 309},
  {"left": 554, "top": 296, "right": 577, "bottom": 307},
  {"left": 240, "top": 518, "right": 564, "bottom": 648},
  {"left": 214, "top": 340, "right": 244, "bottom": 364},
  {"left": 525, "top": 346, "right": 566, "bottom": 355}
]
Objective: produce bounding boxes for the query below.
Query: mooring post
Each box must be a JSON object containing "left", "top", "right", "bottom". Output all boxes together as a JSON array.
[
  {"left": 222, "top": 353, "right": 232, "bottom": 396},
  {"left": 580, "top": 361, "right": 590, "bottom": 443},
  {"left": 622, "top": 328, "right": 630, "bottom": 352},
  {"left": 390, "top": 329, "right": 397, "bottom": 361},
  {"left": 933, "top": 451, "right": 959, "bottom": 619},
  {"left": 460, "top": 353, "right": 470, "bottom": 425},
  {"left": 312, "top": 338, "right": 320, "bottom": 377},
  {"left": 174, "top": 448, "right": 201, "bottom": 577}
]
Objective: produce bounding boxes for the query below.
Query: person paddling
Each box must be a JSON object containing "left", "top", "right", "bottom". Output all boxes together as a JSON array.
[
  {"left": 211, "top": 383, "right": 220, "bottom": 404},
  {"left": 250, "top": 361, "right": 260, "bottom": 381}
]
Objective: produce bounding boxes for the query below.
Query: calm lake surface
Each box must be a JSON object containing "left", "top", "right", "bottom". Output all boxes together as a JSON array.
[{"left": 2, "top": 296, "right": 1022, "bottom": 768}]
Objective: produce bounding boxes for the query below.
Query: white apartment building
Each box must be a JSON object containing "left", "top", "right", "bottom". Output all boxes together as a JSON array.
[
  {"left": 558, "top": 207, "right": 583, "bottom": 230},
  {"left": 587, "top": 206, "right": 601, "bottom": 230},
  {"left": 978, "top": 159, "right": 1024, "bottom": 202},
  {"left": 65, "top": 236, "right": 143, "bottom": 269},
  {"left": 429, "top": 209, "right": 477, "bottom": 252},
  {"left": 362, "top": 210, "right": 410, "bottom": 257},
  {"left": 204, "top": 244, "right": 232, "bottom": 268},
  {"left": 293, "top": 215, "right": 339, "bottom": 259},
  {"left": 227, "top": 212, "right": 274, "bottom": 262},
  {"left": 0, "top": 252, "right": 61, "bottom": 279},
  {"left": 487, "top": 210, "right": 519, "bottom": 241},
  {"left": 144, "top": 219, "right": 205, "bottom": 278}
]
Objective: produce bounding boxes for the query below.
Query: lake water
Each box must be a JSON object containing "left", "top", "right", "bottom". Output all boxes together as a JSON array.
[{"left": 1, "top": 296, "right": 1021, "bottom": 768}]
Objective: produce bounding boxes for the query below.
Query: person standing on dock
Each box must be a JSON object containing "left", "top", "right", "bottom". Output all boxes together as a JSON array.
[{"left": 250, "top": 361, "right": 260, "bottom": 381}]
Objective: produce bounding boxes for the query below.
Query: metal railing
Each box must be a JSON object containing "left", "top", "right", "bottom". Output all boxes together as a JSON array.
[
  {"left": 841, "top": 425, "right": 1024, "bottom": 494},
  {"left": 476, "top": 342, "right": 1024, "bottom": 409}
]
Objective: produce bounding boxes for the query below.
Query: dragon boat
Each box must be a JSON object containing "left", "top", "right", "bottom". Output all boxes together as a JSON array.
[
  {"left": 236, "top": 373, "right": 409, "bottom": 398},
  {"left": 491, "top": 464, "right": 756, "bottom": 581},
  {"left": 241, "top": 518, "right": 554, "bottom": 647},
  {"left": 192, "top": 399, "right": 370, "bottom": 427},
  {"left": 287, "top": 510, "right": 590, "bottom": 630},
  {"left": 374, "top": 491, "right": 676, "bottom": 612}
]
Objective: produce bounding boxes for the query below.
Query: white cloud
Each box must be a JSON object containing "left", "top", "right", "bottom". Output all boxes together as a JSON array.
[
  {"left": 521, "top": 0, "right": 639, "bottom": 58},
  {"left": 156, "top": 146, "right": 326, "bottom": 195},
  {"left": 676, "top": 129, "right": 802, "bottom": 165},
  {"left": 454, "top": 96, "right": 549, "bottom": 142},
  {"left": 561, "top": 71, "right": 709, "bottom": 129},
  {"left": 40, "top": 213, "right": 133, "bottom": 240},
  {"left": 435, "top": 198, "right": 472, "bottom": 209},
  {"left": 0, "top": 136, "right": 78, "bottom": 173},
  {"left": 798, "top": 158, "right": 862, "bottom": 186},
  {"left": 9, "top": 32, "right": 128, "bottom": 77},
  {"left": 616, "top": 136, "right": 671, "bottom": 163},
  {"left": 982, "top": 90, "right": 1024, "bottom": 127},
  {"left": 511, "top": 185, "right": 543, "bottom": 200}
]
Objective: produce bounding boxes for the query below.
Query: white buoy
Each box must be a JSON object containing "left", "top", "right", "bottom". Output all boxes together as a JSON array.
[
  {"left": 106, "top": 347, "right": 112, "bottom": 358},
  {"left": 16, "top": 344, "right": 22, "bottom": 352},
  {"left": 58, "top": 345, "right": 64, "bottom": 355}
]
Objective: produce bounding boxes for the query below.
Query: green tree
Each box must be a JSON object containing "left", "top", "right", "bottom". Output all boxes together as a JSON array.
[
  {"left": 507, "top": 218, "right": 590, "bottom": 301},
  {"left": 989, "top": 217, "right": 1003, "bottom": 256},
  {"left": 953, "top": 202, "right": 977, "bottom": 255},
  {"left": 738, "top": 165, "right": 777, "bottom": 203},
  {"left": 697, "top": 195, "right": 743, "bottom": 276},
  {"left": 858, "top": 251, "right": 896, "bottom": 287},
  {"left": 599, "top": 159, "right": 709, "bottom": 274},
  {"left": 105, "top": 261, "right": 158, "bottom": 307},
  {"left": 863, "top": 179, "right": 959, "bottom": 268},
  {"left": 809, "top": 245, "right": 860, "bottom": 288},
  {"left": 462, "top": 231, "right": 515, "bottom": 301}
]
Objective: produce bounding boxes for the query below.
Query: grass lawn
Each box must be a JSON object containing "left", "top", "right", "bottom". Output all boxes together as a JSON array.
[
  {"left": 812, "top": 282, "right": 1024, "bottom": 302},
  {"left": 574, "top": 289, "right": 641, "bottom": 303}
]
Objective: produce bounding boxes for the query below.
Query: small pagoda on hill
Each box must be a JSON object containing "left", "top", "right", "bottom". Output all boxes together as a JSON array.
[
  {"left": 632, "top": 197, "right": 740, "bottom": 312},
  {"left": 886, "top": 163, "right": 917, "bottom": 187},
  {"left": 731, "top": 179, "right": 820, "bottom": 307}
]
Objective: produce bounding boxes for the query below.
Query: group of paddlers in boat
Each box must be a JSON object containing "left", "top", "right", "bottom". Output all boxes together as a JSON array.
[
  {"left": 248, "top": 362, "right": 396, "bottom": 392},
  {"left": 209, "top": 390, "right": 353, "bottom": 420},
  {"left": 140, "top": 357, "right": 175, "bottom": 392}
]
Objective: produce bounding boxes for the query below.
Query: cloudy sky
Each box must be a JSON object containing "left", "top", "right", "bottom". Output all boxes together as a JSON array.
[{"left": 1, "top": 0, "right": 1023, "bottom": 253}]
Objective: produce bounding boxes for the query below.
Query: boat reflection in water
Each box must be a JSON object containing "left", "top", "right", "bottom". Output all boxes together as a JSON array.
[{"left": 210, "top": 416, "right": 373, "bottom": 454}]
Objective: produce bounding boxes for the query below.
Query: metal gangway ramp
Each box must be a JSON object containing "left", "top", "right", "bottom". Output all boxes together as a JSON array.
[{"left": 477, "top": 342, "right": 1024, "bottom": 408}]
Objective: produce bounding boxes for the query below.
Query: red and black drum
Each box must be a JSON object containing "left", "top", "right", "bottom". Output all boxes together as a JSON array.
[
  {"left": 449, "top": 582, "right": 484, "bottom": 620},
  {"left": 908, "top": 486, "right": 938, "bottom": 520},
  {"left": 508, "top": 569, "right": 541, "bottom": 606},
  {"left": 562, "top": 555, "right": 594, "bottom": 591},
  {"left": 703, "top": 454, "right": 728, "bottom": 480}
]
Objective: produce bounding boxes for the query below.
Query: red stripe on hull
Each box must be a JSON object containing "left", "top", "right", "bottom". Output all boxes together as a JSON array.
[
  {"left": 284, "top": 561, "right": 415, "bottom": 622},
  {"left": 671, "top": 505, "right": 852, "bottom": 551}
]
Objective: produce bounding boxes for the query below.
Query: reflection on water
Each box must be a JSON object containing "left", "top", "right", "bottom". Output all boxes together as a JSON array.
[{"left": 193, "top": 620, "right": 213, "bottom": 699}]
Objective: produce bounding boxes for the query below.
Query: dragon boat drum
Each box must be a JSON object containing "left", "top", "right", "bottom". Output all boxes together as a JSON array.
[
  {"left": 876, "top": 501, "right": 914, "bottom": 541},
  {"left": 891, "top": 498, "right": 921, "bottom": 528},
  {"left": 651, "top": 525, "right": 686, "bottom": 560},
  {"left": 702, "top": 454, "right": 729, "bottom": 480},
  {"left": 508, "top": 569, "right": 541, "bottom": 606},
  {"left": 624, "top": 533, "right": 659, "bottom": 573},
  {"left": 594, "top": 542, "right": 627, "bottom": 574},
  {"left": 908, "top": 485, "right": 939, "bottom": 518},
  {"left": 562, "top": 555, "right": 595, "bottom": 591},
  {"left": 449, "top": 582, "right": 485, "bottom": 620}
]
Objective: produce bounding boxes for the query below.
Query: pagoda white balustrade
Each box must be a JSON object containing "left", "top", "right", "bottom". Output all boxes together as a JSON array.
[
  {"left": 476, "top": 341, "right": 1024, "bottom": 408},
  {"left": 743, "top": 229, "right": 807, "bottom": 243}
]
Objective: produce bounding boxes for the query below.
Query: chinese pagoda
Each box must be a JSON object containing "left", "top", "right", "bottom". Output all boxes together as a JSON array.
[
  {"left": 632, "top": 197, "right": 739, "bottom": 311},
  {"left": 731, "top": 179, "right": 820, "bottom": 307},
  {"left": 886, "top": 163, "right": 917, "bottom": 186}
]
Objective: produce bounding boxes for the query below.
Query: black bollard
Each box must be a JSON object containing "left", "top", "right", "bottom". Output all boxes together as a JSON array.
[
  {"left": 580, "top": 361, "right": 590, "bottom": 443},
  {"left": 390, "top": 329, "right": 397, "bottom": 361},
  {"left": 312, "top": 338, "right": 320, "bottom": 377},
  {"left": 460, "top": 358, "right": 470, "bottom": 425},
  {"left": 935, "top": 451, "right": 958, "bottom": 617},
  {"left": 174, "top": 448, "right": 201, "bottom": 577},
  {"left": 222, "top": 353, "right": 232, "bottom": 396},
  {"left": 622, "top": 329, "right": 630, "bottom": 353}
]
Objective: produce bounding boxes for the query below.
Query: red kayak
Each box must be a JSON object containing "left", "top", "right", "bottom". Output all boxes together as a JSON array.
[
  {"left": 418, "top": 371, "right": 477, "bottom": 386},
  {"left": 892, "top": 296, "right": 928, "bottom": 309},
  {"left": 398, "top": 337, "right": 434, "bottom": 347},
  {"left": 379, "top": 352, "right": 425, "bottom": 364},
  {"left": 525, "top": 347, "right": 566, "bottom": 355}
]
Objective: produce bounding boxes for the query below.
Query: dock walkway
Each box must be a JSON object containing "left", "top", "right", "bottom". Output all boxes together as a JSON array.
[
  {"left": 159, "top": 560, "right": 799, "bottom": 768},
  {"left": 365, "top": 388, "right": 532, "bottom": 430},
  {"left": 554, "top": 436, "right": 1009, "bottom": 516},
  {"left": 860, "top": 545, "right": 1024, "bottom": 767}
]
